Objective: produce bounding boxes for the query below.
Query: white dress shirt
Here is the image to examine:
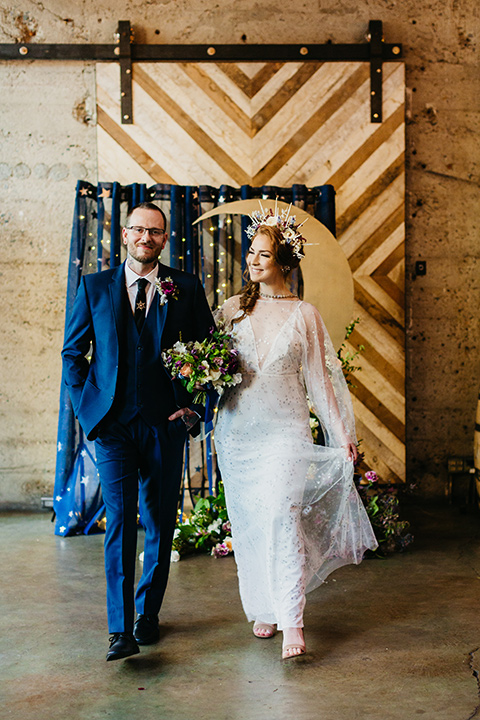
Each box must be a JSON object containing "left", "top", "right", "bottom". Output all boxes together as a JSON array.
[{"left": 124, "top": 263, "right": 159, "bottom": 316}]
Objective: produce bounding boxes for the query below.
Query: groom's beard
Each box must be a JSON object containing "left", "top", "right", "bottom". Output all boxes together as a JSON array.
[{"left": 126, "top": 246, "right": 161, "bottom": 265}]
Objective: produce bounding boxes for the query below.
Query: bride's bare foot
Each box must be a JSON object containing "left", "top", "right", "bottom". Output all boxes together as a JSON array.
[
  {"left": 282, "top": 627, "right": 306, "bottom": 659},
  {"left": 253, "top": 621, "right": 276, "bottom": 638}
]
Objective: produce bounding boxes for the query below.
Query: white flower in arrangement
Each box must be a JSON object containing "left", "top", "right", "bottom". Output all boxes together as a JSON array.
[
  {"left": 173, "top": 528, "right": 181, "bottom": 539},
  {"left": 209, "top": 367, "right": 222, "bottom": 382},
  {"left": 283, "top": 227, "right": 297, "bottom": 241},
  {"left": 172, "top": 340, "right": 187, "bottom": 354},
  {"left": 264, "top": 214, "right": 280, "bottom": 227},
  {"left": 225, "top": 372, "right": 242, "bottom": 387},
  {"left": 309, "top": 416, "right": 319, "bottom": 430},
  {"left": 207, "top": 518, "right": 222, "bottom": 534},
  {"left": 170, "top": 550, "right": 180, "bottom": 562}
]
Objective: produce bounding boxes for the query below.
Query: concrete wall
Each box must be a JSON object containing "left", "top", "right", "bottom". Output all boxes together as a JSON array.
[{"left": 0, "top": 1, "right": 478, "bottom": 506}]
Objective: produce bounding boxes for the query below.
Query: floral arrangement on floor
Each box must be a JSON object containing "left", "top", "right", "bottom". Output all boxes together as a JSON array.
[
  {"left": 171, "top": 483, "right": 233, "bottom": 561},
  {"left": 354, "top": 469, "right": 414, "bottom": 555},
  {"left": 162, "top": 324, "right": 242, "bottom": 405}
]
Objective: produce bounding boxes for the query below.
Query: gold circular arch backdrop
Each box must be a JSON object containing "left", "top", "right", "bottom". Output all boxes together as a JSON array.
[{"left": 194, "top": 199, "right": 354, "bottom": 351}]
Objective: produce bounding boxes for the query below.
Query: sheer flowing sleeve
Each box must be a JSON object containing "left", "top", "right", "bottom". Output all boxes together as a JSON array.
[
  {"left": 299, "top": 302, "right": 356, "bottom": 449},
  {"left": 213, "top": 295, "right": 242, "bottom": 329}
]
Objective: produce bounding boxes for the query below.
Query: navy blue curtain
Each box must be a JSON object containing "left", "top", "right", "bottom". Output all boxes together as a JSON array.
[{"left": 53, "top": 181, "right": 336, "bottom": 536}]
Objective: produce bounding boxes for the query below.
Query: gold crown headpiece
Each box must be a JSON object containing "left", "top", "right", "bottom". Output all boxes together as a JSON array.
[{"left": 246, "top": 200, "right": 308, "bottom": 260}]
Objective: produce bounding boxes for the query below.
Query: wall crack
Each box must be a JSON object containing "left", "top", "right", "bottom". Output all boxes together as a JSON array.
[{"left": 466, "top": 647, "right": 480, "bottom": 720}]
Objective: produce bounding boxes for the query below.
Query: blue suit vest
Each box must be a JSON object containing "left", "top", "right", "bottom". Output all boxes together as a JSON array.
[{"left": 112, "top": 298, "right": 176, "bottom": 426}]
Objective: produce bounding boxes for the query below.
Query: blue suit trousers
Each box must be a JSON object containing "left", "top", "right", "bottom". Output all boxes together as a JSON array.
[{"left": 94, "top": 415, "right": 187, "bottom": 633}]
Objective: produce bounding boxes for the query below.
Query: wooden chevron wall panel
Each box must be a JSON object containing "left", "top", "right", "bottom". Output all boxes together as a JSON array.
[{"left": 96, "top": 60, "right": 405, "bottom": 482}]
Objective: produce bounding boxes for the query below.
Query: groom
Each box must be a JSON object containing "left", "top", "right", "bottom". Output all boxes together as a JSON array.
[{"left": 62, "top": 202, "right": 214, "bottom": 660}]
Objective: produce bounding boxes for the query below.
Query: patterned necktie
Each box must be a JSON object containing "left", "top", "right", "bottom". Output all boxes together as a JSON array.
[{"left": 134, "top": 278, "right": 149, "bottom": 331}]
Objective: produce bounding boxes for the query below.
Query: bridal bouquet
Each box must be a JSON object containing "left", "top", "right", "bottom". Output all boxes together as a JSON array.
[{"left": 161, "top": 325, "right": 242, "bottom": 405}]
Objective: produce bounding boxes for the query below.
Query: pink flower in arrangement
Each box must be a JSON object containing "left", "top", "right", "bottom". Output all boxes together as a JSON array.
[
  {"left": 222, "top": 520, "right": 231, "bottom": 533},
  {"left": 364, "top": 471, "right": 378, "bottom": 483},
  {"left": 211, "top": 538, "right": 233, "bottom": 558}
]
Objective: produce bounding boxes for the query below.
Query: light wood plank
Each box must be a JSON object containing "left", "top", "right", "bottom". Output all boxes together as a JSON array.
[
  {"left": 236, "top": 62, "right": 267, "bottom": 79},
  {"left": 345, "top": 339, "right": 405, "bottom": 421},
  {"left": 250, "top": 63, "right": 308, "bottom": 116},
  {"left": 97, "top": 80, "right": 234, "bottom": 186},
  {"left": 252, "top": 64, "right": 370, "bottom": 185},
  {"left": 144, "top": 64, "right": 253, "bottom": 172},
  {"left": 352, "top": 301, "right": 405, "bottom": 375},
  {"left": 181, "top": 63, "right": 253, "bottom": 136},
  {"left": 215, "top": 63, "right": 254, "bottom": 95},
  {"left": 252, "top": 62, "right": 360, "bottom": 176},
  {"left": 336, "top": 125, "right": 405, "bottom": 219},
  {"left": 250, "top": 62, "right": 286, "bottom": 95},
  {"left": 338, "top": 174, "right": 405, "bottom": 259},
  {"left": 358, "top": 221, "right": 405, "bottom": 277},
  {"left": 198, "top": 63, "right": 257, "bottom": 116},
  {"left": 337, "top": 156, "right": 404, "bottom": 238},
  {"left": 354, "top": 275, "right": 404, "bottom": 326},
  {"left": 294, "top": 62, "right": 403, "bottom": 188},
  {"left": 327, "top": 103, "right": 405, "bottom": 191},
  {"left": 97, "top": 126, "right": 153, "bottom": 186},
  {"left": 349, "top": 205, "right": 404, "bottom": 274},
  {"left": 352, "top": 396, "right": 405, "bottom": 466},
  {"left": 250, "top": 63, "right": 322, "bottom": 132},
  {"left": 349, "top": 326, "right": 405, "bottom": 389},
  {"left": 97, "top": 106, "right": 176, "bottom": 184},
  {"left": 385, "top": 256, "right": 405, "bottom": 293},
  {"left": 349, "top": 374, "right": 405, "bottom": 442},
  {"left": 355, "top": 416, "right": 405, "bottom": 482},
  {"left": 354, "top": 280, "right": 404, "bottom": 346},
  {"left": 134, "top": 65, "right": 251, "bottom": 185}
]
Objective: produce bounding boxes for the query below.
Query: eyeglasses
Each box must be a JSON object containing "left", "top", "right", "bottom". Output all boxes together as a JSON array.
[{"left": 126, "top": 226, "right": 166, "bottom": 238}]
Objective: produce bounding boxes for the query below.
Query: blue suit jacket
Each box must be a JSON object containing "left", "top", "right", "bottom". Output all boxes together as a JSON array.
[{"left": 61, "top": 261, "right": 214, "bottom": 440}]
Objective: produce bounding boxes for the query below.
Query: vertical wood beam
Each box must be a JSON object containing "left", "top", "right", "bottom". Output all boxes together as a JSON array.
[
  {"left": 117, "top": 20, "right": 133, "bottom": 125},
  {"left": 369, "top": 20, "right": 384, "bottom": 123}
]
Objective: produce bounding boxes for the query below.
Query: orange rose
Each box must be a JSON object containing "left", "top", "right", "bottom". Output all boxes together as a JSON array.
[{"left": 180, "top": 363, "right": 193, "bottom": 377}]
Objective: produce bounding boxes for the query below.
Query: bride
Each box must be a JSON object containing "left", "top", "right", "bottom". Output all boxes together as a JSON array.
[{"left": 213, "top": 206, "right": 377, "bottom": 659}]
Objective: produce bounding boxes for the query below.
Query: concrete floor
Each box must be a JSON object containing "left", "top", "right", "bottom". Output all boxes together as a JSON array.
[{"left": 1, "top": 504, "right": 479, "bottom": 720}]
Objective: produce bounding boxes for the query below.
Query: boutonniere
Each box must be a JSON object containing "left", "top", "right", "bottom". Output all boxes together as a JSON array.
[{"left": 154, "top": 276, "right": 179, "bottom": 306}]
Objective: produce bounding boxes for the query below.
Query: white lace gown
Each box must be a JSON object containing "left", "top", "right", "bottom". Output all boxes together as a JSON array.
[{"left": 214, "top": 296, "right": 377, "bottom": 630}]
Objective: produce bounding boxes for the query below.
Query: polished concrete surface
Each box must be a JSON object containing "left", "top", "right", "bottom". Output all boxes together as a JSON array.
[{"left": 1, "top": 504, "right": 479, "bottom": 720}]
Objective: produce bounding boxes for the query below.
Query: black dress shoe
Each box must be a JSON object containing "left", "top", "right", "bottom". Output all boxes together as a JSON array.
[
  {"left": 106, "top": 632, "right": 140, "bottom": 661},
  {"left": 134, "top": 614, "right": 160, "bottom": 645}
]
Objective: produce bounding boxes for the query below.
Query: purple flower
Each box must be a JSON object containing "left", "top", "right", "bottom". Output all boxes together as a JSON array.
[
  {"left": 365, "top": 471, "right": 378, "bottom": 483},
  {"left": 212, "top": 542, "right": 230, "bottom": 558}
]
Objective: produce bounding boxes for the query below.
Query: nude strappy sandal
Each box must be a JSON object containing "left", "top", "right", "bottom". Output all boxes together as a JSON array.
[
  {"left": 253, "top": 622, "right": 277, "bottom": 638},
  {"left": 282, "top": 642, "right": 306, "bottom": 659}
]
